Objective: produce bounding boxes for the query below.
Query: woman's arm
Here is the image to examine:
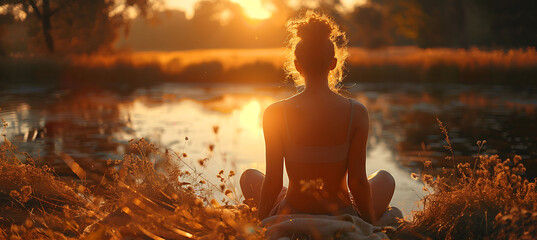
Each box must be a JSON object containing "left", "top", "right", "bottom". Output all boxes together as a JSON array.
[
  {"left": 258, "top": 104, "right": 285, "bottom": 220},
  {"left": 347, "top": 102, "right": 377, "bottom": 225}
]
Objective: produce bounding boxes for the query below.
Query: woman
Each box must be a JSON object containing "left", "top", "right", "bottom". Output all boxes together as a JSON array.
[{"left": 240, "top": 11, "right": 395, "bottom": 225}]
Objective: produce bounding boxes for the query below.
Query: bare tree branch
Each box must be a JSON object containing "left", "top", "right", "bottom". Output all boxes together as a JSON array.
[{"left": 27, "top": 0, "right": 42, "bottom": 19}]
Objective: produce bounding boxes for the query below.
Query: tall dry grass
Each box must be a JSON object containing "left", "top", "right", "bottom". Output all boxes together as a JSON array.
[
  {"left": 395, "top": 155, "right": 537, "bottom": 240},
  {"left": 3, "top": 47, "right": 537, "bottom": 88},
  {"left": 347, "top": 47, "right": 537, "bottom": 84},
  {"left": 394, "top": 120, "right": 537, "bottom": 240},
  {"left": 347, "top": 47, "right": 537, "bottom": 69},
  {"left": 0, "top": 121, "right": 262, "bottom": 239},
  {"left": 2, "top": 116, "right": 537, "bottom": 239}
]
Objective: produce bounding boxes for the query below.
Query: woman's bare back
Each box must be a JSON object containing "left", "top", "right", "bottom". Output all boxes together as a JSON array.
[{"left": 269, "top": 92, "right": 358, "bottom": 214}]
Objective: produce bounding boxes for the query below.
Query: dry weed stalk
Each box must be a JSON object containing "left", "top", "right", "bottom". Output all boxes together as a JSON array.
[
  {"left": 396, "top": 120, "right": 537, "bottom": 240},
  {"left": 0, "top": 136, "right": 262, "bottom": 239}
]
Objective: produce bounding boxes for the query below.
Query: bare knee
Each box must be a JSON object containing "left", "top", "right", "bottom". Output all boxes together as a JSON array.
[
  {"left": 240, "top": 169, "right": 264, "bottom": 206},
  {"left": 375, "top": 170, "right": 396, "bottom": 190},
  {"left": 240, "top": 169, "right": 263, "bottom": 188}
]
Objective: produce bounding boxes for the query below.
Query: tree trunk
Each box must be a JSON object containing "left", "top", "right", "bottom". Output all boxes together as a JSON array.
[{"left": 41, "top": 0, "right": 54, "bottom": 53}]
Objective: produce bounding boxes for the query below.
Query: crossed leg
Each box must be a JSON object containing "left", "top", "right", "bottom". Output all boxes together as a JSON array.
[
  {"left": 367, "top": 170, "right": 396, "bottom": 219},
  {"left": 239, "top": 168, "right": 396, "bottom": 220},
  {"left": 239, "top": 169, "right": 265, "bottom": 206}
]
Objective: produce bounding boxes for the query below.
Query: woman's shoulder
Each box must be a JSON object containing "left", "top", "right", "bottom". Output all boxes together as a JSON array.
[
  {"left": 262, "top": 100, "right": 291, "bottom": 131},
  {"left": 348, "top": 98, "right": 368, "bottom": 114},
  {"left": 264, "top": 96, "right": 297, "bottom": 114},
  {"left": 346, "top": 99, "right": 369, "bottom": 132},
  {"left": 347, "top": 98, "right": 369, "bottom": 127},
  {"left": 263, "top": 99, "right": 288, "bottom": 120}
]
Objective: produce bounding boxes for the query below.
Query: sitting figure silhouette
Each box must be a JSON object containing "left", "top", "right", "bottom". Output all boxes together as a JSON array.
[{"left": 240, "top": 11, "right": 395, "bottom": 225}]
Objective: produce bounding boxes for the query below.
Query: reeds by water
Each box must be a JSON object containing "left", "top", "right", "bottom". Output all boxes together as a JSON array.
[
  {"left": 2, "top": 47, "right": 537, "bottom": 88},
  {"left": 1, "top": 120, "right": 536, "bottom": 239},
  {"left": 394, "top": 155, "right": 537, "bottom": 240},
  {"left": 394, "top": 122, "right": 537, "bottom": 240},
  {"left": 0, "top": 135, "right": 262, "bottom": 239}
]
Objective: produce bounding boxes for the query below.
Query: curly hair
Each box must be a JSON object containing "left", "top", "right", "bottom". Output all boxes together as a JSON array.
[{"left": 284, "top": 11, "right": 349, "bottom": 92}]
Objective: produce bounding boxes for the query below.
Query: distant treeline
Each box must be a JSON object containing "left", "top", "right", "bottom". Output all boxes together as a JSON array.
[
  {"left": 1, "top": 0, "right": 537, "bottom": 55},
  {"left": 367, "top": 0, "right": 537, "bottom": 48},
  {"left": 2, "top": 47, "right": 537, "bottom": 90}
]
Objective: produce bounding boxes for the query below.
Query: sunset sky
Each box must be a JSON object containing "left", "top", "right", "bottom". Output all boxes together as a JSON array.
[{"left": 165, "top": 0, "right": 366, "bottom": 19}]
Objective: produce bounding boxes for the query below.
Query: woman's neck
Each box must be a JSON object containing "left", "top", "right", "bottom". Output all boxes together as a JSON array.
[{"left": 302, "top": 75, "right": 332, "bottom": 95}]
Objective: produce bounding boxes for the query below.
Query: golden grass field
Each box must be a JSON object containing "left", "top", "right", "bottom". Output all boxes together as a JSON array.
[
  {"left": 2, "top": 47, "right": 537, "bottom": 89},
  {"left": 71, "top": 47, "right": 537, "bottom": 73}
]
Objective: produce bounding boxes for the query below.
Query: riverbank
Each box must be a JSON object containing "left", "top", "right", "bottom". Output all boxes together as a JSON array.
[
  {"left": 0, "top": 138, "right": 261, "bottom": 239},
  {"left": 2, "top": 47, "right": 537, "bottom": 91},
  {"left": 1, "top": 134, "right": 535, "bottom": 239}
]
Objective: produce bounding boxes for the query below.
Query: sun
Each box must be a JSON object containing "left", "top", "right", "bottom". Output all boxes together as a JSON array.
[{"left": 231, "top": 0, "right": 274, "bottom": 19}]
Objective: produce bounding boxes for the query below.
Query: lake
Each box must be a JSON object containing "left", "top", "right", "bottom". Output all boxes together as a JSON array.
[{"left": 1, "top": 82, "right": 536, "bottom": 217}]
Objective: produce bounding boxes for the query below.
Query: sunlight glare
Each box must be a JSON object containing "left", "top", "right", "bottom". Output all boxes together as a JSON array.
[
  {"left": 231, "top": 0, "right": 274, "bottom": 19},
  {"left": 239, "top": 100, "right": 262, "bottom": 131},
  {"left": 166, "top": 0, "right": 273, "bottom": 20},
  {"left": 165, "top": 0, "right": 363, "bottom": 20}
]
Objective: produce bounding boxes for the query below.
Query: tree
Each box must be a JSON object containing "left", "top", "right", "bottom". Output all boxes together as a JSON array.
[
  {"left": 370, "top": 0, "right": 537, "bottom": 48},
  {"left": 28, "top": 0, "right": 59, "bottom": 53},
  {"left": 472, "top": 0, "right": 537, "bottom": 48},
  {"left": 0, "top": 0, "right": 160, "bottom": 54},
  {"left": 350, "top": 4, "right": 393, "bottom": 48}
]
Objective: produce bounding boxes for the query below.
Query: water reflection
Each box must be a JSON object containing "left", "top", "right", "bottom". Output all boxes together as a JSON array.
[
  {"left": 354, "top": 84, "right": 537, "bottom": 181},
  {"left": 120, "top": 91, "right": 427, "bottom": 213},
  {"left": 1, "top": 92, "right": 130, "bottom": 182},
  {"left": 120, "top": 95, "right": 268, "bottom": 170},
  {"left": 1, "top": 83, "right": 536, "bottom": 215}
]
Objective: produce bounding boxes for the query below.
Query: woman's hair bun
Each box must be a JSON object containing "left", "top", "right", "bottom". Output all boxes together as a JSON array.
[
  {"left": 284, "top": 11, "right": 348, "bottom": 92},
  {"left": 296, "top": 17, "right": 332, "bottom": 43}
]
